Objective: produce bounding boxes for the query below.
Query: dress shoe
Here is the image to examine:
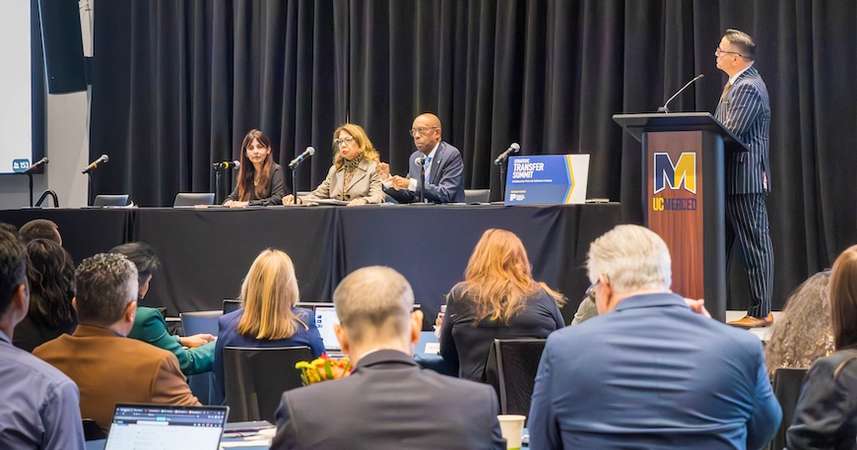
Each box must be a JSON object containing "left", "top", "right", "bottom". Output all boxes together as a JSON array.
[{"left": 727, "top": 313, "right": 774, "bottom": 329}]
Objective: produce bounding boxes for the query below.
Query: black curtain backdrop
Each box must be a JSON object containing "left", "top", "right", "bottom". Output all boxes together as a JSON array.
[{"left": 89, "top": 0, "right": 857, "bottom": 308}]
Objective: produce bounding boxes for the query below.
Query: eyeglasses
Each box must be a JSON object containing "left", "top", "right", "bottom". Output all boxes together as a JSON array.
[
  {"left": 409, "top": 127, "right": 439, "bottom": 137},
  {"left": 714, "top": 47, "right": 745, "bottom": 58},
  {"left": 334, "top": 136, "right": 355, "bottom": 147}
]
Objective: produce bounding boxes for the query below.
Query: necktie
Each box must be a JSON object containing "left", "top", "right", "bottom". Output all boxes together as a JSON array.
[
  {"left": 424, "top": 156, "right": 433, "bottom": 183},
  {"left": 719, "top": 82, "right": 733, "bottom": 103}
]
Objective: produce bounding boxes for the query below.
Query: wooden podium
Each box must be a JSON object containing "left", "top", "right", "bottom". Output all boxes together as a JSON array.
[{"left": 613, "top": 112, "right": 748, "bottom": 322}]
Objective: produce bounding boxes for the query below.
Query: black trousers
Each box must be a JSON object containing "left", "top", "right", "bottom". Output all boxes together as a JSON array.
[{"left": 726, "top": 193, "right": 774, "bottom": 317}]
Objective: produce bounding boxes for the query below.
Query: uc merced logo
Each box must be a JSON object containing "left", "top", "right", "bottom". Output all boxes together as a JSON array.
[{"left": 652, "top": 152, "right": 697, "bottom": 211}]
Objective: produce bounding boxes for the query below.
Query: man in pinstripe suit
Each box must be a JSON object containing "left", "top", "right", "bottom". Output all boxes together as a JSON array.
[{"left": 714, "top": 29, "right": 775, "bottom": 329}]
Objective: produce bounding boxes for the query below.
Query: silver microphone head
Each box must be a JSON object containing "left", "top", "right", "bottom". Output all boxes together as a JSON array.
[
  {"left": 510, "top": 142, "right": 521, "bottom": 152},
  {"left": 306, "top": 147, "right": 316, "bottom": 156},
  {"left": 100, "top": 154, "right": 110, "bottom": 163},
  {"left": 415, "top": 156, "right": 426, "bottom": 166}
]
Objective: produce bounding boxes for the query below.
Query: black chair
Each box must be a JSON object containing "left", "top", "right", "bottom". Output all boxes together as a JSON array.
[
  {"left": 93, "top": 194, "right": 130, "bottom": 207},
  {"left": 180, "top": 310, "right": 223, "bottom": 404},
  {"left": 82, "top": 418, "right": 106, "bottom": 441},
  {"left": 174, "top": 192, "right": 215, "bottom": 207},
  {"left": 769, "top": 367, "right": 808, "bottom": 450},
  {"left": 464, "top": 189, "right": 490, "bottom": 203},
  {"left": 222, "top": 298, "right": 241, "bottom": 314},
  {"left": 482, "top": 338, "right": 547, "bottom": 416},
  {"left": 223, "top": 346, "right": 314, "bottom": 422}
]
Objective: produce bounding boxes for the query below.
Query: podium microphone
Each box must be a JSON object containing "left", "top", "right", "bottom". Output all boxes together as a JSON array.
[
  {"left": 494, "top": 143, "right": 521, "bottom": 166},
  {"left": 415, "top": 155, "right": 427, "bottom": 166},
  {"left": 658, "top": 74, "right": 704, "bottom": 113},
  {"left": 288, "top": 147, "right": 315, "bottom": 170},
  {"left": 81, "top": 154, "right": 109, "bottom": 174},
  {"left": 25, "top": 157, "right": 49, "bottom": 173},
  {"left": 212, "top": 160, "right": 240, "bottom": 170}
]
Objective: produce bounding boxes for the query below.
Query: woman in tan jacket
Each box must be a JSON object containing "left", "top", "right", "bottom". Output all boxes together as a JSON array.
[{"left": 283, "top": 123, "right": 384, "bottom": 206}]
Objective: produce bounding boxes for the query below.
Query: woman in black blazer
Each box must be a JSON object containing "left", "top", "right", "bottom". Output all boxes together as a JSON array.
[
  {"left": 224, "top": 128, "right": 287, "bottom": 207},
  {"left": 438, "top": 228, "right": 565, "bottom": 381}
]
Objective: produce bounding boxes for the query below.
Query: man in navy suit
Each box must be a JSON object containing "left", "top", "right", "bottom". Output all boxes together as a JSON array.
[
  {"left": 714, "top": 29, "right": 775, "bottom": 329},
  {"left": 381, "top": 113, "right": 465, "bottom": 203},
  {"left": 528, "top": 225, "right": 781, "bottom": 450}
]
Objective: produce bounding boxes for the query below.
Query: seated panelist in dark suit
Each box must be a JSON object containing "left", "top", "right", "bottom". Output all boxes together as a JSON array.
[
  {"left": 271, "top": 266, "right": 505, "bottom": 450},
  {"left": 439, "top": 228, "right": 565, "bottom": 381},
  {"left": 283, "top": 123, "right": 384, "bottom": 206},
  {"left": 224, "top": 128, "right": 287, "bottom": 207},
  {"left": 13, "top": 239, "right": 77, "bottom": 352},
  {"left": 380, "top": 113, "right": 465, "bottom": 204},
  {"left": 214, "top": 249, "right": 324, "bottom": 404}
]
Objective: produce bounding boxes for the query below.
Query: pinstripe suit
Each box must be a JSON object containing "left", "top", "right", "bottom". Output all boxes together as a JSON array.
[{"left": 715, "top": 65, "right": 774, "bottom": 317}]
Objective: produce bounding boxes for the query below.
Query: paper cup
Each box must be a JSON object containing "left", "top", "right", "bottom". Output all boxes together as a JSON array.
[{"left": 498, "top": 415, "right": 525, "bottom": 450}]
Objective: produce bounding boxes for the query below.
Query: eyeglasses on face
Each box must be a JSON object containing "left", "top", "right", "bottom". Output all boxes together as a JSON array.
[
  {"left": 409, "top": 127, "right": 438, "bottom": 137},
  {"left": 334, "top": 136, "right": 356, "bottom": 147},
  {"left": 714, "top": 47, "right": 745, "bottom": 57}
]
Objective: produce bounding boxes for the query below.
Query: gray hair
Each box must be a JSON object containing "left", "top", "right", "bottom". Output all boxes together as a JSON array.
[
  {"left": 333, "top": 266, "right": 414, "bottom": 344},
  {"left": 74, "top": 253, "right": 138, "bottom": 326},
  {"left": 586, "top": 225, "right": 671, "bottom": 292}
]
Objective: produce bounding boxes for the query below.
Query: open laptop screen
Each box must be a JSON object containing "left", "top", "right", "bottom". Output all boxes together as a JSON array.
[
  {"left": 315, "top": 306, "right": 341, "bottom": 351},
  {"left": 105, "top": 404, "right": 228, "bottom": 450}
]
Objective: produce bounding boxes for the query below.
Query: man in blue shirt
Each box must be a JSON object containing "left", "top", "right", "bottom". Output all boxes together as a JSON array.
[
  {"left": 0, "top": 227, "right": 85, "bottom": 449},
  {"left": 528, "top": 225, "right": 781, "bottom": 450}
]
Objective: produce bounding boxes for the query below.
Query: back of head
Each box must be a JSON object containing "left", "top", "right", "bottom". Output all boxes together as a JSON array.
[
  {"left": 26, "top": 239, "right": 76, "bottom": 328},
  {"left": 110, "top": 242, "right": 160, "bottom": 286},
  {"left": 237, "top": 249, "right": 304, "bottom": 340},
  {"left": 19, "top": 219, "right": 61, "bottom": 245},
  {"left": 334, "top": 266, "right": 414, "bottom": 345},
  {"left": 74, "top": 253, "right": 138, "bottom": 327},
  {"left": 831, "top": 245, "right": 857, "bottom": 350},
  {"left": 0, "top": 229, "right": 27, "bottom": 318},
  {"left": 464, "top": 228, "right": 557, "bottom": 322},
  {"left": 765, "top": 271, "right": 834, "bottom": 374},
  {"left": 586, "top": 224, "right": 672, "bottom": 293}
]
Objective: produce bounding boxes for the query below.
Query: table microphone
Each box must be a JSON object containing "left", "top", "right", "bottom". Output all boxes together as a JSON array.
[
  {"left": 82, "top": 154, "right": 109, "bottom": 174},
  {"left": 288, "top": 147, "right": 315, "bottom": 169},
  {"left": 25, "top": 157, "right": 49, "bottom": 173},
  {"left": 415, "top": 155, "right": 427, "bottom": 166},
  {"left": 212, "top": 160, "right": 240, "bottom": 170},
  {"left": 494, "top": 143, "right": 520, "bottom": 166},
  {"left": 658, "top": 74, "right": 704, "bottom": 113}
]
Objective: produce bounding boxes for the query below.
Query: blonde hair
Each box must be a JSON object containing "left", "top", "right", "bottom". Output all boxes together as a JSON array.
[
  {"left": 237, "top": 249, "right": 307, "bottom": 340},
  {"left": 831, "top": 245, "right": 857, "bottom": 350},
  {"left": 765, "top": 271, "right": 834, "bottom": 375},
  {"left": 333, "top": 123, "right": 379, "bottom": 170},
  {"left": 461, "top": 229, "right": 564, "bottom": 323}
]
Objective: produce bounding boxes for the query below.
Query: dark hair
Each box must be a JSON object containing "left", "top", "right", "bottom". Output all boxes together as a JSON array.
[
  {"left": 110, "top": 242, "right": 161, "bottom": 286},
  {"left": 74, "top": 253, "right": 138, "bottom": 326},
  {"left": 236, "top": 129, "right": 274, "bottom": 201},
  {"left": 26, "top": 239, "right": 76, "bottom": 329},
  {"left": 831, "top": 245, "right": 857, "bottom": 350},
  {"left": 0, "top": 228, "right": 27, "bottom": 316},
  {"left": 19, "top": 219, "right": 61, "bottom": 245},
  {"left": 723, "top": 28, "right": 756, "bottom": 60}
]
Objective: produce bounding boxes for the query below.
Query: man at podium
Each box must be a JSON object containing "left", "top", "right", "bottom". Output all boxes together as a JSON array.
[{"left": 714, "top": 29, "right": 774, "bottom": 329}]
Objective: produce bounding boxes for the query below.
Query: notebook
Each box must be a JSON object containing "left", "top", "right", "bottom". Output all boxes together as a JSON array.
[{"left": 104, "top": 403, "right": 228, "bottom": 450}]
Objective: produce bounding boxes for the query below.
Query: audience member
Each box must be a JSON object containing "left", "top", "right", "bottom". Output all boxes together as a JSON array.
[
  {"left": 13, "top": 239, "right": 77, "bottom": 352},
  {"left": 34, "top": 253, "right": 199, "bottom": 430},
  {"left": 283, "top": 123, "right": 384, "bottom": 206},
  {"left": 765, "top": 270, "right": 834, "bottom": 376},
  {"left": 112, "top": 242, "right": 216, "bottom": 376},
  {"left": 19, "top": 219, "right": 62, "bottom": 245},
  {"left": 380, "top": 113, "right": 465, "bottom": 203},
  {"left": 271, "top": 266, "right": 504, "bottom": 450},
  {"left": 214, "top": 249, "right": 324, "bottom": 403},
  {"left": 0, "top": 228, "right": 85, "bottom": 449},
  {"left": 528, "top": 224, "right": 781, "bottom": 449},
  {"left": 0, "top": 222, "right": 18, "bottom": 236},
  {"left": 224, "top": 128, "right": 287, "bottom": 207},
  {"left": 438, "top": 228, "right": 565, "bottom": 381},
  {"left": 787, "top": 245, "right": 857, "bottom": 448}
]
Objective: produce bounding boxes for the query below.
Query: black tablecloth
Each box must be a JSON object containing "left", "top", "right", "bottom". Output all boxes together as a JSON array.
[{"left": 0, "top": 204, "right": 622, "bottom": 323}]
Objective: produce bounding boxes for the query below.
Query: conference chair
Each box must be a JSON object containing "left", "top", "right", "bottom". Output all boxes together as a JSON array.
[
  {"left": 82, "top": 418, "right": 106, "bottom": 441},
  {"left": 180, "top": 310, "right": 223, "bottom": 404},
  {"left": 93, "top": 194, "right": 130, "bottom": 207},
  {"left": 482, "top": 338, "right": 547, "bottom": 416},
  {"left": 223, "top": 346, "right": 313, "bottom": 422},
  {"left": 464, "top": 189, "right": 490, "bottom": 203},
  {"left": 222, "top": 298, "right": 241, "bottom": 314},
  {"left": 174, "top": 192, "right": 215, "bottom": 207},
  {"left": 769, "top": 367, "right": 808, "bottom": 450}
]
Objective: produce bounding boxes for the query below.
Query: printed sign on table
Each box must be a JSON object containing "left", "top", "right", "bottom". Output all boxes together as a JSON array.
[{"left": 504, "top": 154, "right": 590, "bottom": 205}]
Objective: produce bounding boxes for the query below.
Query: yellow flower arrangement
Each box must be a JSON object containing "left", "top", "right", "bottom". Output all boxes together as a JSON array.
[{"left": 296, "top": 355, "right": 352, "bottom": 385}]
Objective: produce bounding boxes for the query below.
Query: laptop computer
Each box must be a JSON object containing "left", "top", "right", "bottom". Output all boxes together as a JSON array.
[
  {"left": 314, "top": 306, "right": 342, "bottom": 354},
  {"left": 104, "top": 403, "right": 228, "bottom": 450}
]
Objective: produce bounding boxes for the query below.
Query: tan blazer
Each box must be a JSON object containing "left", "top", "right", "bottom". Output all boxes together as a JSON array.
[
  {"left": 304, "top": 159, "right": 384, "bottom": 204},
  {"left": 33, "top": 324, "right": 200, "bottom": 430}
]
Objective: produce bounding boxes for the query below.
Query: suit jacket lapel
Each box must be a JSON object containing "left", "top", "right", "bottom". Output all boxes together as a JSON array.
[
  {"left": 343, "top": 160, "right": 370, "bottom": 193},
  {"left": 430, "top": 143, "right": 444, "bottom": 184}
]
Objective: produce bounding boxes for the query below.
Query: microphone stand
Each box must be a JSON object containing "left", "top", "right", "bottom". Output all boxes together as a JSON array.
[
  {"left": 291, "top": 168, "right": 302, "bottom": 205},
  {"left": 498, "top": 160, "right": 507, "bottom": 202},
  {"left": 418, "top": 160, "right": 425, "bottom": 203},
  {"left": 27, "top": 172, "right": 34, "bottom": 207}
]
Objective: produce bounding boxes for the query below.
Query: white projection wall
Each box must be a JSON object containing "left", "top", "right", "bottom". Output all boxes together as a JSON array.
[{"left": 0, "top": 1, "right": 33, "bottom": 173}]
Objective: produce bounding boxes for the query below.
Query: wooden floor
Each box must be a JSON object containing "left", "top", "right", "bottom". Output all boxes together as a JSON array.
[{"left": 726, "top": 310, "right": 783, "bottom": 342}]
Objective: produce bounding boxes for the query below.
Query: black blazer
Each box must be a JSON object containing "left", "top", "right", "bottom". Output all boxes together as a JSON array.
[
  {"left": 271, "top": 349, "right": 505, "bottom": 450},
  {"left": 13, "top": 296, "right": 77, "bottom": 353},
  {"left": 439, "top": 283, "right": 565, "bottom": 381},
  {"left": 225, "top": 163, "right": 288, "bottom": 206}
]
